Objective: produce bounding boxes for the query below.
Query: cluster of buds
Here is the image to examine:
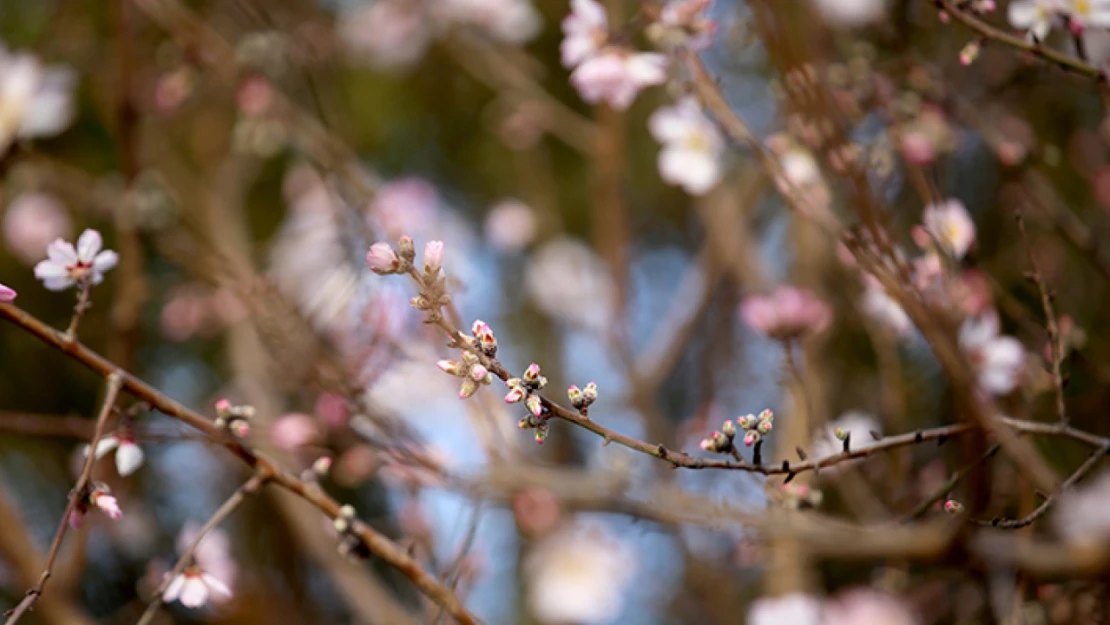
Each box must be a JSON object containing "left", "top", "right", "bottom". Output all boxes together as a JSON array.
[
  {"left": 406, "top": 240, "right": 451, "bottom": 321},
  {"left": 214, "top": 399, "right": 253, "bottom": 438},
  {"left": 699, "top": 409, "right": 774, "bottom": 453},
  {"left": 566, "top": 381, "right": 598, "bottom": 413},
  {"left": 437, "top": 350, "right": 495, "bottom": 399},
  {"left": 777, "top": 482, "right": 823, "bottom": 510},
  {"left": 507, "top": 363, "right": 549, "bottom": 444},
  {"left": 69, "top": 482, "right": 122, "bottom": 529},
  {"left": 365, "top": 235, "right": 416, "bottom": 276},
  {"left": 334, "top": 504, "right": 371, "bottom": 562}
]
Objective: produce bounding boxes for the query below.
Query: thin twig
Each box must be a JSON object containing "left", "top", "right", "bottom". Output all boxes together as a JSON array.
[
  {"left": 1016, "top": 212, "right": 1068, "bottom": 424},
  {"left": 974, "top": 444, "right": 1110, "bottom": 529},
  {"left": 4, "top": 374, "right": 122, "bottom": 625},
  {"left": 63, "top": 284, "right": 93, "bottom": 341},
  {"left": 901, "top": 444, "right": 1002, "bottom": 522},
  {"left": 135, "top": 474, "right": 267, "bottom": 625},
  {"left": 0, "top": 303, "right": 480, "bottom": 625}
]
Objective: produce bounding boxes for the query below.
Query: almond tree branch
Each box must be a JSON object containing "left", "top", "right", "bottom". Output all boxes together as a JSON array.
[
  {"left": 4, "top": 373, "right": 122, "bottom": 625},
  {"left": 135, "top": 474, "right": 267, "bottom": 625},
  {"left": 1015, "top": 212, "right": 1068, "bottom": 424},
  {"left": 930, "top": 0, "right": 1103, "bottom": 80},
  {"left": 0, "top": 303, "right": 481, "bottom": 625}
]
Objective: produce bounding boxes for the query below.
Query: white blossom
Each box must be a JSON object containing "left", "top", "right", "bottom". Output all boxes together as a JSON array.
[
  {"left": 163, "top": 569, "right": 232, "bottom": 609},
  {"left": 959, "top": 311, "right": 1025, "bottom": 395},
  {"left": 748, "top": 593, "right": 824, "bottom": 625},
  {"left": 1008, "top": 0, "right": 1065, "bottom": 40},
  {"left": 526, "top": 524, "right": 632, "bottom": 625},
  {"left": 33, "top": 229, "right": 118, "bottom": 291},
  {"left": 561, "top": 0, "right": 609, "bottom": 68},
  {"left": 0, "top": 44, "right": 75, "bottom": 153},
  {"left": 89, "top": 435, "right": 144, "bottom": 477},
  {"left": 922, "top": 198, "right": 976, "bottom": 260},
  {"left": 648, "top": 97, "right": 724, "bottom": 195}
]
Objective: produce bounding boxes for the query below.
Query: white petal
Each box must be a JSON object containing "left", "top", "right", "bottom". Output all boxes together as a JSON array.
[
  {"left": 1007, "top": 0, "right": 1041, "bottom": 28},
  {"left": 959, "top": 312, "right": 1000, "bottom": 350},
  {"left": 92, "top": 436, "right": 119, "bottom": 459},
  {"left": 179, "top": 578, "right": 209, "bottom": 608},
  {"left": 115, "top": 442, "right": 144, "bottom": 476},
  {"left": 624, "top": 53, "right": 668, "bottom": 85},
  {"left": 42, "top": 276, "right": 75, "bottom": 291},
  {"left": 92, "top": 250, "right": 118, "bottom": 273},
  {"left": 17, "top": 67, "right": 74, "bottom": 138},
  {"left": 570, "top": 0, "right": 607, "bottom": 29},
  {"left": 202, "top": 573, "right": 232, "bottom": 597},
  {"left": 560, "top": 35, "right": 596, "bottom": 68},
  {"left": 33, "top": 259, "right": 68, "bottom": 280},
  {"left": 45, "top": 238, "right": 77, "bottom": 265},
  {"left": 648, "top": 107, "right": 695, "bottom": 143},
  {"left": 659, "top": 147, "right": 720, "bottom": 195},
  {"left": 162, "top": 574, "right": 186, "bottom": 602},
  {"left": 75, "top": 229, "right": 102, "bottom": 261}
]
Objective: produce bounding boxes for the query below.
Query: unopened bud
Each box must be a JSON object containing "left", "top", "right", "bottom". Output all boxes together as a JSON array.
[
  {"left": 834, "top": 427, "right": 848, "bottom": 441},
  {"left": 943, "top": 499, "right": 964, "bottom": 515},
  {"left": 523, "top": 363, "right": 542, "bottom": 384},
  {"left": 757, "top": 419, "right": 773, "bottom": 435},
  {"left": 313, "top": 456, "right": 332, "bottom": 476},
  {"left": 758, "top": 409, "right": 773, "bottom": 422},
  {"left": 472, "top": 320, "right": 498, "bottom": 355},
  {"left": 397, "top": 234, "right": 416, "bottom": 263},
  {"left": 582, "top": 381, "right": 598, "bottom": 403},
  {"left": 721, "top": 420, "right": 737, "bottom": 438},
  {"left": 525, "top": 393, "right": 543, "bottom": 417},
  {"left": 959, "top": 40, "right": 980, "bottom": 66},
  {"left": 737, "top": 414, "right": 754, "bottom": 430},
  {"left": 505, "top": 382, "right": 526, "bottom": 404},
  {"left": 534, "top": 427, "right": 548, "bottom": 445},
  {"left": 744, "top": 430, "right": 761, "bottom": 447},
  {"left": 469, "top": 364, "right": 489, "bottom": 382},
  {"left": 437, "top": 359, "right": 462, "bottom": 376},
  {"left": 567, "top": 385, "right": 584, "bottom": 407},
  {"left": 458, "top": 378, "right": 480, "bottom": 399}
]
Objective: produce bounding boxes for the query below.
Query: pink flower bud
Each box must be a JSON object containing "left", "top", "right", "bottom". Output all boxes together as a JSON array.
[
  {"left": 232, "top": 421, "right": 250, "bottom": 438},
  {"left": 943, "top": 499, "right": 964, "bottom": 515},
  {"left": 313, "top": 456, "right": 333, "bottom": 476},
  {"left": 458, "top": 378, "right": 480, "bottom": 399},
  {"left": 68, "top": 508, "right": 86, "bottom": 529},
  {"left": 437, "top": 359, "right": 462, "bottom": 376},
  {"left": 469, "top": 364, "right": 489, "bottom": 382},
  {"left": 397, "top": 234, "right": 415, "bottom": 262},
  {"left": 423, "top": 240, "right": 444, "bottom": 275},
  {"left": 582, "top": 381, "right": 598, "bottom": 403},
  {"left": 215, "top": 398, "right": 231, "bottom": 414},
  {"left": 526, "top": 393, "right": 543, "bottom": 417},
  {"left": 0, "top": 283, "right": 16, "bottom": 303},
  {"left": 743, "top": 430, "right": 760, "bottom": 447},
  {"left": 699, "top": 438, "right": 713, "bottom": 451},
  {"left": 92, "top": 491, "right": 122, "bottom": 520},
  {"left": 366, "top": 242, "right": 401, "bottom": 274},
  {"left": 523, "top": 363, "right": 542, "bottom": 383}
]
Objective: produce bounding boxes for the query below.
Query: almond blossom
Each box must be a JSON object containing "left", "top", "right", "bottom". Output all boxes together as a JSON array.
[
  {"left": 0, "top": 44, "right": 76, "bottom": 154},
  {"left": 958, "top": 310, "right": 1025, "bottom": 395},
  {"left": 922, "top": 198, "right": 976, "bottom": 260},
  {"left": 740, "top": 286, "right": 833, "bottom": 340},
  {"left": 163, "top": 567, "right": 232, "bottom": 609},
  {"left": 3, "top": 191, "right": 72, "bottom": 265},
  {"left": 561, "top": 0, "right": 609, "bottom": 68},
  {"left": 1008, "top": 0, "right": 1065, "bottom": 40},
  {"left": 747, "top": 593, "right": 823, "bottom": 625},
  {"left": 0, "top": 283, "right": 14, "bottom": 303},
  {"left": 1053, "top": 470, "right": 1110, "bottom": 543},
  {"left": 89, "top": 433, "right": 145, "bottom": 477},
  {"left": 569, "top": 48, "right": 668, "bottom": 110},
  {"left": 33, "top": 229, "right": 119, "bottom": 291},
  {"left": 860, "top": 276, "right": 912, "bottom": 337},
  {"left": 1066, "top": 0, "right": 1110, "bottom": 31},
  {"left": 648, "top": 97, "right": 724, "bottom": 195},
  {"left": 525, "top": 524, "right": 632, "bottom": 625}
]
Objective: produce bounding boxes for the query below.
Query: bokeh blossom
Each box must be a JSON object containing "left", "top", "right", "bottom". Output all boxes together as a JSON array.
[
  {"left": 958, "top": 310, "right": 1025, "bottom": 395},
  {"left": 0, "top": 43, "right": 76, "bottom": 153},
  {"left": 747, "top": 593, "right": 823, "bottom": 625},
  {"left": 648, "top": 97, "right": 725, "bottom": 195},
  {"left": 525, "top": 524, "right": 633, "bottom": 624},
  {"left": 3, "top": 192, "right": 72, "bottom": 264},
  {"left": 740, "top": 286, "right": 833, "bottom": 340},
  {"left": 922, "top": 198, "right": 976, "bottom": 260}
]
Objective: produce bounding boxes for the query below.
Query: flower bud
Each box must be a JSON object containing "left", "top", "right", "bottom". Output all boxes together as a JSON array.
[
  {"left": 834, "top": 427, "right": 847, "bottom": 441},
  {"left": 437, "top": 359, "right": 462, "bottom": 376},
  {"left": 231, "top": 420, "right": 250, "bottom": 438},
  {"left": 423, "top": 240, "right": 444, "bottom": 275},
  {"left": 215, "top": 398, "right": 232, "bottom": 417},
  {"left": 313, "top": 456, "right": 333, "bottom": 476},
  {"left": 523, "top": 363, "right": 542, "bottom": 384},
  {"left": 737, "top": 414, "right": 753, "bottom": 430},
  {"left": 567, "top": 385, "right": 584, "bottom": 407},
  {"left": 743, "top": 430, "right": 760, "bottom": 447},
  {"left": 721, "top": 420, "right": 737, "bottom": 438},
  {"left": 534, "top": 427, "right": 548, "bottom": 445},
  {"left": 469, "top": 364, "right": 489, "bottom": 382},
  {"left": 505, "top": 380, "right": 526, "bottom": 403},
  {"left": 526, "top": 393, "right": 543, "bottom": 418},
  {"left": 397, "top": 234, "right": 416, "bottom": 263},
  {"left": 758, "top": 409, "right": 773, "bottom": 422},
  {"left": 943, "top": 499, "right": 964, "bottom": 515},
  {"left": 581, "top": 381, "right": 598, "bottom": 404},
  {"left": 366, "top": 242, "right": 401, "bottom": 274},
  {"left": 757, "top": 419, "right": 773, "bottom": 435},
  {"left": 458, "top": 378, "right": 480, "bottom": 399},
  {"left": 472, "top": 320, "right": 497, "bottom": 355}
]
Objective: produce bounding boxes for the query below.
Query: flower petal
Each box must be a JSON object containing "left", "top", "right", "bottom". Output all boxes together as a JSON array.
[
  {"left": 92, "top": 436, "right": 120, "bottom": 459},
  {"left": 92, "top": 250, "right": 118, "bottom": 273},
  {"left": 163, "top": 574, "right": 185, "bottom": 603},
  {"left": 202, "top": 573, "right": 232, "bottom": 598},
  {"left": 45, "top": 239, "right": 77, "bottom": 265},
  {"left": 179, "top": 577, "right": 209, "bottom": 608},
  {"left": 75, "top": 229, "right": 103, "bottom": 261},
  {"left": 115, "top": 442, "right": 144, "bottom": 476}
]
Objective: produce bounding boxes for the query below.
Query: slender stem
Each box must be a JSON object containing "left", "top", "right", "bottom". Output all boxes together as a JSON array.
[
  {"left": 135, "top": 474, "right": 266, "bottom": 625},
  {"left": 4, "top": 374, "right": 122, "bottom": 625},
  {"left": 63, "top": 283, "right": 93, "bottom": 341},
  {"left": 0, "top": 303, "right": 480, "bottom": 625},
  {"left": 1016, "top": 212, "right": 1068, "bottom": 424}
]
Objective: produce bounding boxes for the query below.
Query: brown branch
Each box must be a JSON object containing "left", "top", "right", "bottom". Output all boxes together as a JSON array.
[
  {"left": 4, "top": 374, "right": 122, "bottom": 625},
  {"left": 135, "top": 474, "right": 266, "bottom": 625},
  {"left": 0, "top": 303, "right": 480, "bottom": 625},
  {"left": 974, "top": 443, "right": 1110, "bottom": 529},
  {"left": 1016, "top": 212, "right": 1068, "bottom": 424},
  {"left": 930, "top": 0, "right": 1103, "bottom": 80}
]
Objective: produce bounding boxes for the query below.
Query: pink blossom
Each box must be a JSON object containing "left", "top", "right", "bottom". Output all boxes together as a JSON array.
[
  {"left": 177, "top": 523, "right": 237, "bottom": 591},
  {"left": 33, "top": 229, "right": 118, "bottom": 291},
  {"left": 3, "top": 192, "right": 72, "bottom": 264},
  {"left": 0, "top": 283, "right": 15, "bottom": 303},
  {"left": 922, "top": 198, "right": 976, "bottom": 259},
  {"left": 900, "top": 130, "right": 937, "bottom": 166},
  {"left": 657, "top": 0, "right": 717, "bottom": 50},
  {"left": 484, "top": 199, "right": 537, "bottom": 252},
  {"left": 163, "top": 568, "right": 232, "bottom": 609},
  {"left": 315, "top": 392, "right": 350, "bottom": 429},
  {"left": 269, "top": 413, "right": 321, "bottom": 451},
  {"left": 91, "top": 491, "right": 122, "bottom": 520},
  {"left": 365, "top": 242, "right": 400, "bottom": 274},
  {"left": 740, "top": 286, "right": 833, "bottom": 340},
  {"left": 1054, "top": 470, "right": 1110, "bottom": 543},
  {"left": 561, "top": 0, "right": 609, "bottom": 68},
  {"left": 824, "top": 588, "right": 918, "bottom": 625},
  {"left": 959, "top": 310, "right": 1025, "bottom": 395},
  {"left": 570, "top": 49, "right": 668, "bottom": 110},
  {"left": 338, "top": 1, "right": 432, "bottom": 71}
]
